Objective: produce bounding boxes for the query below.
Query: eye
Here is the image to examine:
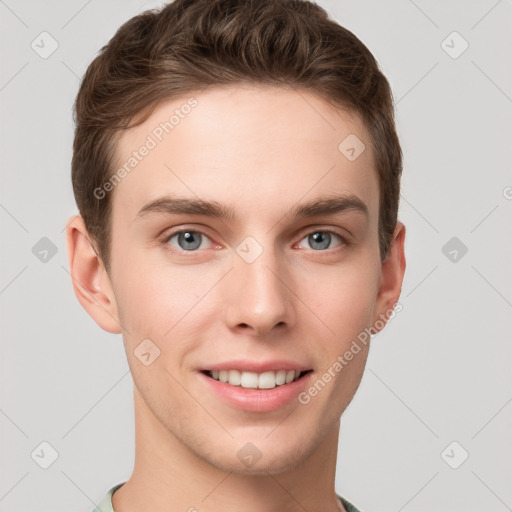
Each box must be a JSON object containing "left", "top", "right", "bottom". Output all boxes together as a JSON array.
[
  {"left": 164, "top": 230, "right": 213, "bottom": 252},
  {"left": 297, "top": 230, "right": 346, "bottom": 251}
]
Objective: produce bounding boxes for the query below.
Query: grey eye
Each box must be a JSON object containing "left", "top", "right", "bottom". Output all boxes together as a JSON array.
[
  {"left": 173, "top": 231, "right": 204, "bottom": 251},
  {"left": 297, "top": 230, "right": 344, "bottom": 251},
  {"left": 308, "top": 231, "right": 332, "bottom": 250}
]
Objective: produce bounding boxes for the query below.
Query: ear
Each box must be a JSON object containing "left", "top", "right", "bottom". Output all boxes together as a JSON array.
[
  {"left": 65, "top": 214, "right": 123, "bottom": 334},
  {"left": 371, "top": 221, "right": 406, "bottom": 334}
]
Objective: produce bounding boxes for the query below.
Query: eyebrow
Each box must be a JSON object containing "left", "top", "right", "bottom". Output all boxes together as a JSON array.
[{"left": 135, "top": 194, "right": 368, "bottom": 221}]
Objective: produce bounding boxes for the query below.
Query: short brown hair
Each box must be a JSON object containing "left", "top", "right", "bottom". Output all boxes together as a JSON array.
[{"left": 71, "top": 0, "right": 402, "bottom": 274}]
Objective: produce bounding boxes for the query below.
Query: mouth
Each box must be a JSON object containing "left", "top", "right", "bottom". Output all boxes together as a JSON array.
[{"left": 201, "top": 369, "right": 313, "bottom": 389}]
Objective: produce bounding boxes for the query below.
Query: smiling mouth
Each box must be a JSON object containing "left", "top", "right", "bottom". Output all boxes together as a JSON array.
[{"left": 201, "top": 369, "right": 313, "bottom": 389}]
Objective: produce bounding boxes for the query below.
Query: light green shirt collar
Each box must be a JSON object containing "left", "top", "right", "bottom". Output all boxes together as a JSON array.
[
  {"left": 92, "top": 482, "right": 363, "bottom": 512},
  {"left": 91, "top": 482, "right": 124, "bottom": 512}
]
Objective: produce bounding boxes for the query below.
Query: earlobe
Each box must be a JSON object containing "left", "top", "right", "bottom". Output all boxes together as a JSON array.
[
  {"left": 65, "top": 215, "right": 123, "bottom": 334},
  {"left": 371, "top": 221, "right": 406, "bottom": 335}
]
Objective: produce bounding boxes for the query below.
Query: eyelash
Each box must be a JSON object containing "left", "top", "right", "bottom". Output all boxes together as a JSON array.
[{"left": 160, "top": 227, "right": 350, "bottom": 256}]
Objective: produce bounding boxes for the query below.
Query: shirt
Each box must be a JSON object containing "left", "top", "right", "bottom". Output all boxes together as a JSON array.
[{"left": 92, "top": 483, "right": 363, "bottom": 512}]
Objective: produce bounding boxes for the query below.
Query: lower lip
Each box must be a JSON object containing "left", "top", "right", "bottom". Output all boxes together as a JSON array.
[{"left": 199, "top": 371, "right": 313, "bottom": 412}]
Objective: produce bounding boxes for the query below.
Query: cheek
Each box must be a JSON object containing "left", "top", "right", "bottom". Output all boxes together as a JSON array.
[
  {"left": 111, "top": 250, "right": 217, "bottom": 353},
  {"left": 295, "top": 259, "right": 379, "bottom": 412},
  {"left": 295, "top": 254, "right": 380, "bottom": 340}
]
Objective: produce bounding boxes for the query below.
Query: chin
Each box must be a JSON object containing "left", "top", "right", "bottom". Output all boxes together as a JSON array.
[
  {"left": 214, "top": 450, "right": 309, "bottom": 476},
  {"left": 199, "top": 433, "right": 318, "bottom": 476}
]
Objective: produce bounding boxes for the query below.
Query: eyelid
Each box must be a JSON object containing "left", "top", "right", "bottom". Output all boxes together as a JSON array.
[{"left": 297, "top": 224, "right": 348, "bottom": 238}]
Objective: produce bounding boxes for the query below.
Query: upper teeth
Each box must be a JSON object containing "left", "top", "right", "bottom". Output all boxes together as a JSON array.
[{"left": 209, "top": 369, "right": 303, "bottom": 389}]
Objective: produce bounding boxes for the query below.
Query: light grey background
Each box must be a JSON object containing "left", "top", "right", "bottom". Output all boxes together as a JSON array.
[{"left": 1, "top": 1, "right": 511, "bottom": 511}]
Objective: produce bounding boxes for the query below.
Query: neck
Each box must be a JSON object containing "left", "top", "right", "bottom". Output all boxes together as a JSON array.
[{"left": 112, "top": 385, "right": 345, "bottom": 512}]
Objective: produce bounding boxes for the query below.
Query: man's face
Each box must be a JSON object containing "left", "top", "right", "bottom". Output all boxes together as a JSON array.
[{"left": 93, "top": 85, "right": 396, "bottom": 473}]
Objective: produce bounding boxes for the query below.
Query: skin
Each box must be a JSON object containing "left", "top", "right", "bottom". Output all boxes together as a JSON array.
[{"left": 66, "top": 84, "right": 406, "bottom": 512}]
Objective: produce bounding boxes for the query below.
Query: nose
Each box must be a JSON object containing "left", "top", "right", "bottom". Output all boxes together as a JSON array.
[{"left": 222, "top": 247, "right": 296, "bottom": 337}]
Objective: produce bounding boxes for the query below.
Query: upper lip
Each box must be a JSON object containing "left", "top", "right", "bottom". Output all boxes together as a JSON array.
[{"left": 202, "top": 360, "right": 312, "bottom": 373}]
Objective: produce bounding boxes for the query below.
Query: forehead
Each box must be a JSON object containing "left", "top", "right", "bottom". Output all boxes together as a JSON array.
[{"left": 111, "top": 84, "right": 378, "bottom": 224}]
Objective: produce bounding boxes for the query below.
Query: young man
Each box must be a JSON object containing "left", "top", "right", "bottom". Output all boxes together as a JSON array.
[{"left": 66, "top": 1, "right": 406, "bottom": 511}]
